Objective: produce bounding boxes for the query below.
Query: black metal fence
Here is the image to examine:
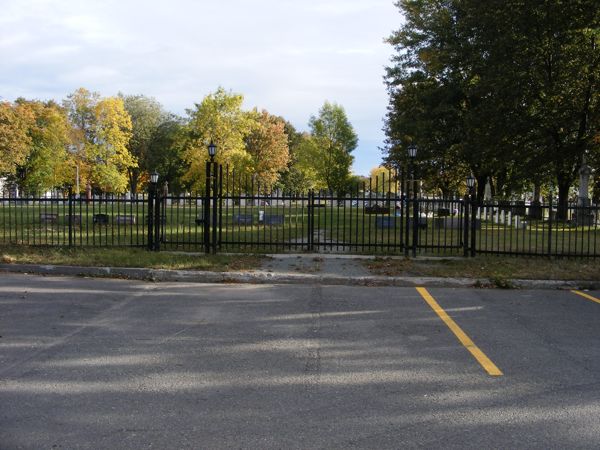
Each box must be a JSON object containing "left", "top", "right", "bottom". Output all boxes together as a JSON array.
[{"left": 1, "top": 168, "right": 599, "bottom": 257}]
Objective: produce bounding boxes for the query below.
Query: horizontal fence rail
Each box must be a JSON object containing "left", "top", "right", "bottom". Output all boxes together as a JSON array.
[{"left": 1, "top": 172, "right": 599, "bottom": 257}]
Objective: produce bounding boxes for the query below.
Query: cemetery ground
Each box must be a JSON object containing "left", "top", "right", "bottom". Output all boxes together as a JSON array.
[
  {"left": 2, "top": 201, "right": 600, "bottom": 256},
  {"left": 1, "top": 274, "right": 600, "bottom": 448}
]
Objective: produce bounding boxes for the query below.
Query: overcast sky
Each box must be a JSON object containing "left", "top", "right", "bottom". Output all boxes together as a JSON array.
[{"left": 1, "top": 0, "right": 402, "bottom": 176}]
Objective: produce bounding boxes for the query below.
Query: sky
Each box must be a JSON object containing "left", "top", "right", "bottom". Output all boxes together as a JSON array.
[{"left": 0, "top": 0, "right": 402, "bottom": 176}]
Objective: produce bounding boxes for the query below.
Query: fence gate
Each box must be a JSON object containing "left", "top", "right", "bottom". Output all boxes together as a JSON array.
[{"left": 147, "top": 165, "right": 475, "bottom": 256}]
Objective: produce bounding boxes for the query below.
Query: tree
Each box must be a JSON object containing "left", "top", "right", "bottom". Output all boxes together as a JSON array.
[
  {"left": 63, "top": 88, "right": 136, "bottom": 193},
  {"left": 0, "top": 101, "right": 34, "bottom": 176},
  {"left": 278, "top": 122, "right": 321, "bottom": 193},
  {"left": 15, "top": 99, "right": 71, "bottom": 193},
  {"left": 308, "top": 101, "right": 358, "bottom": 193},
  {"left": 369, "top": 166, "right": 396, "bottom": 193},
  {"left": 244, "top": 110, "right": 289, "bottom": 192},
  {"left": 146, "top": 115, "right": 188, "bottom": 194},
  {"left": 184, "top": 88, "right": 254, "bottom": 191},
  {"left": 384, "top": 0, "right": 600, "bottom": 214},
  {"left": 92, "top": 97, "right": 136, "bottom": 192},
  {"left": 121, "top": 94, "right": 166, "bottom": 193}
]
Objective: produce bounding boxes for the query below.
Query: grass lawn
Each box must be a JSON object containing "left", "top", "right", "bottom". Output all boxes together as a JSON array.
[
  {"left": 365, "top": 256, "right": 600, "bottom": 282},
  {"left": 0, "top": 245, "right": 263, "bottom": 272}
]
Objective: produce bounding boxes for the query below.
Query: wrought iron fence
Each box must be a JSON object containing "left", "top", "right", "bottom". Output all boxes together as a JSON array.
[
  {"left": 1, "top": 170, "right": 599, "bottom": 258},
  {"left": 0, "top": 190, "right": 151, "bottom": 248}
]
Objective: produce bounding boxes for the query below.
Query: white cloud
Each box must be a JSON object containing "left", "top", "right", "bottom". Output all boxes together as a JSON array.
[{"left": 0, "top": 0, "right": 403, "bottom": 175}]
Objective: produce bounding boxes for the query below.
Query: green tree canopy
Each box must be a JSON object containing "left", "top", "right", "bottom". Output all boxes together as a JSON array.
[
  {"left": 384, "top": 0, "right": 600, "bottom": 216},
  {"left": 121, "top": 94, "right": 166, "bottom": 193},
  {"left": 15, "top": 99, "right": 71, "bottom": 193},
  {"left": 0, "top": 100, "right": 34, "bottom": 177},
  {"left": 245, "top": 110, "right": 290, "bottom": 192},
  {"left": 63, "top": 88, "right": 136, "bottom": 193},
  {"left": 309, "top": 101, "right": 358, "bottom": 193}
]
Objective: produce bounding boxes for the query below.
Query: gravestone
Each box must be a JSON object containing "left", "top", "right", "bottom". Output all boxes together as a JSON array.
[
  {"left": 576, "top": 162, "right": 594, "bottom": 226},
  {"left": 233, "top": 214, "right": 253, "bottom": 225},
  {"left": 375, "top": 216, "right": 396, "bottom": 229},
  {"left": 115, "top": 215, "right": 136, "bottom": 225},
  {"left": 93, "top": 214, "right": 110, "bottom": 225},
  {"left": 263, "top": 214, "right": 284, "bottom": 225}
]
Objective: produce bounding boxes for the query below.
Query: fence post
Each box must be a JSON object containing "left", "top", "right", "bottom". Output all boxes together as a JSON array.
[
  {"left": 547, "top": 195, "right": 553, "bottom": 256},
  {"left": 153, "top": 187, "right": 161, "bottom": 251},
  {"left": 463, "top": 196, "right": 469, "bottom": 257},
  {"left": 308, "top": 190, "right": 314, "bottom": 252},
  {"left": 147, "top": 185, "right": 154, "bottom": 251},
  {"left": 211, "top": 162, "right": 219, "bottom": 254},
  {"left": 204, "top": 160, "right": 211, "bottom": 254},
  {"left": 68, "top": 187, "right": 73, "bottom": 247},
  {"left": 404, "top": 194, "right": 410, "bottom": 257},
  {"left": 470, "top": 196, "right": 477, "bottom": 257},
  {"left": 218, "top": 165, "right": 223, "bottom": 250},
  {"left": 412, "top": 191, "right": 418, "bottom": 258}
]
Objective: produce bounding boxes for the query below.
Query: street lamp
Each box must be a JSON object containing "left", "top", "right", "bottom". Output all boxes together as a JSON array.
[
  {"left": 408, "top": 145, "right": 417, "bottom": 159},
  {"left": 148, "top": 170, "right": 159, "bottom": 251},
  {"left": 407, "top": 145, "right": 418, "bottom": 257},
  {"left": 205, "top": 141, "right": 218, "bottom": 254},
  {"left": 465, "top": 174, "right": 477, "bottom": 257},
  {"left": 207, "top": 141, "right": 217, "bottom": 161},
  {"left": 466, "top": 173, "right": 475, "bottom": 191}
]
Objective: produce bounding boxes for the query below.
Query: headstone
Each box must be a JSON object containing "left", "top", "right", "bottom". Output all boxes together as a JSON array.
[
  {"left": 233, "top": 214, "right": 253, "bottom": 225},
  {"left": 376, "top": 216, "right": 396, "bottom": 229},
  {"left": 578, "top": 162, "right": 592, "bottom": 207},
  {"left": 263, "top": 214, "right": 284, "bottom": 225},
  {"left": 484, "top": 179, "right": 492, "bottom": 201},
  {"left": 576, "top": 161, "right": 594, "bottom": 226}
]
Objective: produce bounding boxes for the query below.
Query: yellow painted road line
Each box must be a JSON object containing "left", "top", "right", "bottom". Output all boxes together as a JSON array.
[
  {"left": 572, "top": 290, "right": 600, "bottom": 305},
  {"left": 416, "top": 287, "right": 503, "bottom": 377}
]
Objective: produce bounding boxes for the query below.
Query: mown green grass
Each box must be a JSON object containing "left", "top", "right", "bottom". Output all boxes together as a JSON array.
[
  {"left": 0, "top": 245, "right": 263, "bottom": 271},
  {"left": 365, "top": 256, "right": 600, "bottom": 281}
]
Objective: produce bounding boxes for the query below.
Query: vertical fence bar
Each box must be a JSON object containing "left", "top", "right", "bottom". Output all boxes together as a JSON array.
[
  {"left": 463, "top": 196, "right": 469, "bottom": 257},
  {"left": 412, "top": 181, "right": 418, "bottom": 258},
  {"left": 212, "top": 162, "right": 218, "bottom": 254},
  {"left": 154, "top": 188, "right": 161, "bottom": 251},
  {"left": 547, "top": 196, "right": 553, "bottom": 256},
  {"left": 470, "top": 197, "right": 477, "bottom": 257},
  {"left": 147, "top": 187, "right": 154, "bottom": 251},
  {"left": 68, "top": 187, "right": 73, "bottom": 247}
]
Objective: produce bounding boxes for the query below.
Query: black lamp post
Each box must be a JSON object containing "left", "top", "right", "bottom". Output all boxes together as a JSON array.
[
  {"left": 405, "top": 145, "right": 417, "bottom": 257},
  {"left": 465, "top": 174, "right": 476, "bottom": 257},
  {"left": 208, "top": 141, "right": 216, "bottom": 162},
  {"left": 205, "top": 141, "right": 218, "bottom": 254},
  {"left": 466, "top": 173, "right": 476, "bottom": 194},
  {"left": 148, "top": 171, "right": 159, "bottom": 251}
]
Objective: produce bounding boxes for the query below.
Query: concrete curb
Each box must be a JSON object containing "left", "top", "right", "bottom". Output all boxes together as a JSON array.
[{"left": 0, "top": 263, "right": 598, "bottom": 290}]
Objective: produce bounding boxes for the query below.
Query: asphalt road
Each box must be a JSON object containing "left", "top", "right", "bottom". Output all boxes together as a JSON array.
[{"left": 1, "top": 274, "right": 600, "bottom": 449}]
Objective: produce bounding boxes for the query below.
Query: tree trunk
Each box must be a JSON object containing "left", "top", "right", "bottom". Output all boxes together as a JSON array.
[
  {"left": 556, "top": 178, "right": 570, "bottom": 222},
  {"left": 475, "top": 174, "right": 487, "bottom": 203},
  {"left": 529, "top": 182, "right": 542, "bottom": 219},
  {"left": 128, "top": 169, "right": 139, "bottom": 194}
]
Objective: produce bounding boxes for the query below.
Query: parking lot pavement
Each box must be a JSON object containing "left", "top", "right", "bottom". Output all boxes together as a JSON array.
[{"left": 1, "top": 274, "right": 599, "bottom": 449}]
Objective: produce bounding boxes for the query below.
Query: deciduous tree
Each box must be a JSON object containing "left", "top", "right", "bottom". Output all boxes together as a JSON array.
[
  {"left": 0, "top": 101, "right": 34, "bottom": 176},
  {"left": 245, "top": 110, "right": 289, "bottom": 192},
  {"left": 308, "top": 101, "right": 358, "bottom": 194},
  {"left": 184, "top": 88, "right": 254, "bottom": 191},
  {"left": 63, "top": 88, "right": 136, "bottom": 193}
]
